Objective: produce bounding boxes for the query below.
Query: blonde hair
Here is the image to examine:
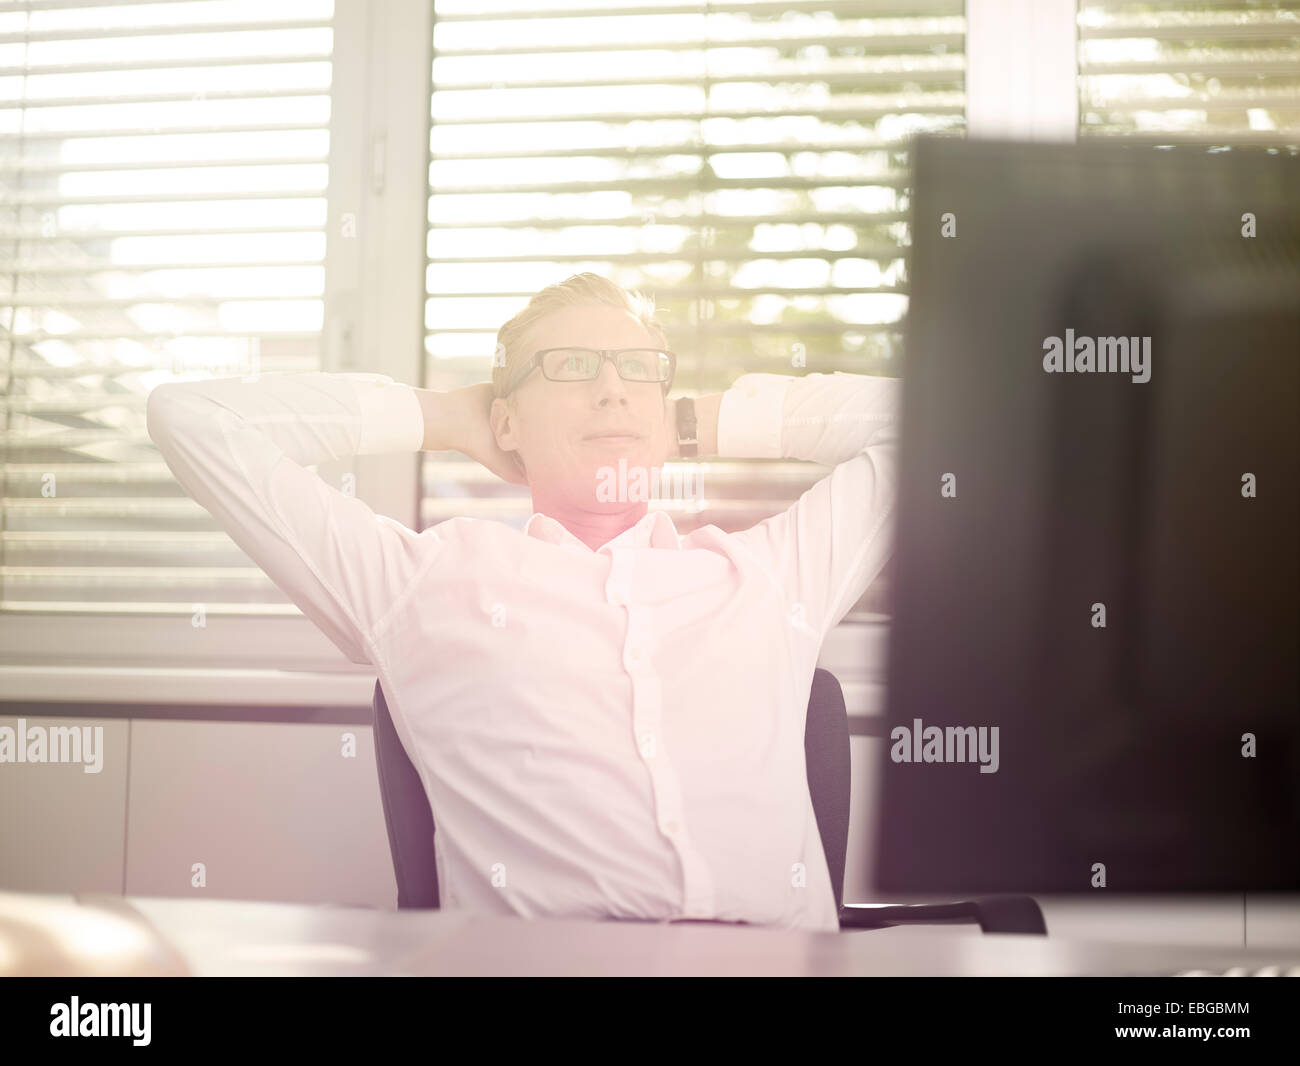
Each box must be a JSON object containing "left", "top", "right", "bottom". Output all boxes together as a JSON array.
[{"left": 491, "top": 272, "right": 670, "bottom": 404}]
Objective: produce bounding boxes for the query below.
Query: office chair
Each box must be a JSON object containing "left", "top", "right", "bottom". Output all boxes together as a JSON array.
[{"left": 371, "top": 670, "right": 1046, "bottom": 935}]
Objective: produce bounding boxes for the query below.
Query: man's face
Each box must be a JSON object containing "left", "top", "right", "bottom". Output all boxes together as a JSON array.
[{"left": 490, "top": 303, "right": 674, "bottom": 508}]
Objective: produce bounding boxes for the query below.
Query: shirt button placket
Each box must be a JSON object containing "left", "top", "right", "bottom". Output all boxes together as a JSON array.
[{"left": 610, "top": 558, "right": 709, "bottom": 918}]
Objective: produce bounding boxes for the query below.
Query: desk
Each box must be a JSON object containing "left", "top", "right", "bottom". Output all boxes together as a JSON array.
[
  {"left": 853, "top": 892, "right": 1300, "bottom": 949},
  {"left": 4, "top": 892, "right": 1299, "bottom": 977}
]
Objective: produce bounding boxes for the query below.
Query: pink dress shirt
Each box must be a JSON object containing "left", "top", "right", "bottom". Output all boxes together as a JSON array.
[{"left": 146, "top": 368, "right": 900, "bottom": 931}]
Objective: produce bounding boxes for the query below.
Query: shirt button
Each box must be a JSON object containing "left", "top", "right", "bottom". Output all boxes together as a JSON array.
[
  {"left": 628, "top": 647, "right": 642, "bottom": 662},
  {"left": 609, "top": 585, "right": 626, "bottom": 606},
  {"left": 662, "top": 819, "right": 680, "bottom": 836}
]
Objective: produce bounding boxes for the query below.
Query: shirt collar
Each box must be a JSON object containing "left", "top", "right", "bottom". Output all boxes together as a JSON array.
[{"left": 523, "top": 508, "right": 681, "bottom": 553}]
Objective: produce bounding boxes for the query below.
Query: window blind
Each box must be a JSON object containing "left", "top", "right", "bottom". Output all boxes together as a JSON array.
[
  {"left": 422, "top": 0, "right": 967, "bottom": 620},
  {"left": 0, "top": 0, "right": 334, "bottom": 615},
  {"left": 1079, "top": 0, "right": 1300, "bottom": 147}
]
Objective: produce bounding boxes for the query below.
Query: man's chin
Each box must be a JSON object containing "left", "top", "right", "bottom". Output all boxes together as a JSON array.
[{"left": 548, "top": 458, "right": 659, "bottom": 509}]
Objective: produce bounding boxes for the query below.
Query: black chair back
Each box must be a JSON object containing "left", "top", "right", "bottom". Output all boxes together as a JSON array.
[
  {"left": 372, "top": 668, "right": 851, "bottom": 912},
  {"left": 372, "top": 681, "right": 440, "bottom": 908}
]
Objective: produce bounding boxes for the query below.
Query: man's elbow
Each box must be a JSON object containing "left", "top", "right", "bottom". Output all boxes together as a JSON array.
[{"left": 145, "top": 383, "right": 192, "bottom": 446}]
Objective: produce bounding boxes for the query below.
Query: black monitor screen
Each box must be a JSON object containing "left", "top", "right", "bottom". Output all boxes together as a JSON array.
[{"left": 873, "top": 137, "right": 1300, "bottom": 894}]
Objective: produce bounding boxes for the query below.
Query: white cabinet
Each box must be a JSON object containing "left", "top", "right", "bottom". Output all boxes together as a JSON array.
[
  {"left": 124, "top": 720, "right": 396, "bottom": 908},
  {"left": 0, "top": 715, "right": 129, "bottom": 894}
]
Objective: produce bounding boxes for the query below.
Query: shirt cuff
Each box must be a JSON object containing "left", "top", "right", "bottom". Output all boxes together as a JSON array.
[
  {"left": 717, "top": 373, "right": 792, "bottom": 458},
  {"left": 349, "top": 375, "right": 426, "bottom": 455}
]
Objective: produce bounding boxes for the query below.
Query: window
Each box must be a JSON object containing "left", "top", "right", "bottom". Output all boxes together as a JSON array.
[
  {"left": 0, "top": 0, "right": 337, "bottom": 633},
  {"left": 421, "top": 0, "right": 968, "bottom": 622},
  {"left": 1078, "top": 0, "right": 1300, "bottom": 148},
  {"left": 37, "top": 2, "right": 1289, "bottom": 689}
]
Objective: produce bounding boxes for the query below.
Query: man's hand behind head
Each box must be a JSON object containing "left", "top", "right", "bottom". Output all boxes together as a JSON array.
[{"left": 418, "top": 383, "right": 529, "bottom": 486}]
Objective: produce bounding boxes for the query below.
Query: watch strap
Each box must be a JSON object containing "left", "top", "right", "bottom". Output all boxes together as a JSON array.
[{"left": 675, "top": 396, "right": 698, "bottom": 458}]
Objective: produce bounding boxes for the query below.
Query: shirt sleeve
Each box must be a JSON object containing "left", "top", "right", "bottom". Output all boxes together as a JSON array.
[
  {"left": 719, "top": 371, "right": 901, "bottom": 642},
  {"left": 145, "top": 370, "right": 431, "bottom": 667}
]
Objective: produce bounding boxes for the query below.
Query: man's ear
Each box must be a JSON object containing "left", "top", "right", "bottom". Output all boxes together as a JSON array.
[{"left": 490, "top": 394, "right": 515, "bottom": 449}]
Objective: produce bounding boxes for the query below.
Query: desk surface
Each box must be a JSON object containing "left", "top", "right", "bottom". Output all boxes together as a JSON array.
[{"left": 5, "top": 892, "right": 1299, "bottom": 977}]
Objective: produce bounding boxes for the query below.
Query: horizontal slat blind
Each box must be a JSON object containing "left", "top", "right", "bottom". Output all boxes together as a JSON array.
[
  {"left": 1079, "top": 0, "right": 1300, "bottom": 146},
  {"left": 422, "top": 0, "right": 967, "bottom": 620},
  {"left": 1, "top": 0, "right": 335, "bottom": 615}
]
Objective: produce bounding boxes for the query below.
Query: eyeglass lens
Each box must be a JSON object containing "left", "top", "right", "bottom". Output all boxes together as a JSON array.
[{"left": 542, "top": 348, "right": 669, "bottom": 382}]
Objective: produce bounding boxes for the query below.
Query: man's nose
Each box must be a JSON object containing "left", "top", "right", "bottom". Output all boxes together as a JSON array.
[{"left": 592, "top": 358, "right": 630, "bottom": 403}]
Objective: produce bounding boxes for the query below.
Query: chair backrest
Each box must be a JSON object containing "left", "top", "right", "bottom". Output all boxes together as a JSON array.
[
  {"left": 372, "top": 668, "right": 851, "bottom": 912},
  {"left": 372, "top": 680, "right": 440, "bottom": 908}
]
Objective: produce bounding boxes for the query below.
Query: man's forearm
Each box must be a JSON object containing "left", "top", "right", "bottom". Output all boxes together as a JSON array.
[
  {"left": 414, "top": 387, "right": 453, "bottom": 452},
  {"left": 414, "top": 384, "right": 492, "bottom": 453},
  {"left": 415, "top": 382, "right": 529, "bottom": 484}
]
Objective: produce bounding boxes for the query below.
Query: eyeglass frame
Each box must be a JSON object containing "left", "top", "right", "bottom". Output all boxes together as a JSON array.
[{"left": 502, "top": 347, "right": 677, "bottom": 397}]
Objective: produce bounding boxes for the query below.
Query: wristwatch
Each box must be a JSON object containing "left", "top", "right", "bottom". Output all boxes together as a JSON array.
[{"left": 675, "top": 396, "right": 698, "bottom": 458}]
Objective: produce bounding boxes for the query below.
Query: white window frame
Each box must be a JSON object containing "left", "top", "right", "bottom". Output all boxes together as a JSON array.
[
  {"left": 829, "top": 0, "right": 1079, "bottom": 709},
  {"left": 967, "top": 0, "right": 1079, "bottom": 143},
  {"left": 3, "top": 1, "right": 1084, "bottom": 709}
]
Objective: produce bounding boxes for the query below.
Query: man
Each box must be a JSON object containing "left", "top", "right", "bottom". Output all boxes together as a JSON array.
[{"left": 146, "top": 272, "right": 900, "bottom": 932}]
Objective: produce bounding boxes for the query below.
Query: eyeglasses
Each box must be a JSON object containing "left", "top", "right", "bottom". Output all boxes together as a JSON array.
[{"left": 503, "top": 347, "right": 675, "bottom": 396}]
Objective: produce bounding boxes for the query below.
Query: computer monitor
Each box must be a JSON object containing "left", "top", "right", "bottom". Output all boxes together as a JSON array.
[{"left": 873, "top": 136, "right": 1300, "bottom": 894}]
